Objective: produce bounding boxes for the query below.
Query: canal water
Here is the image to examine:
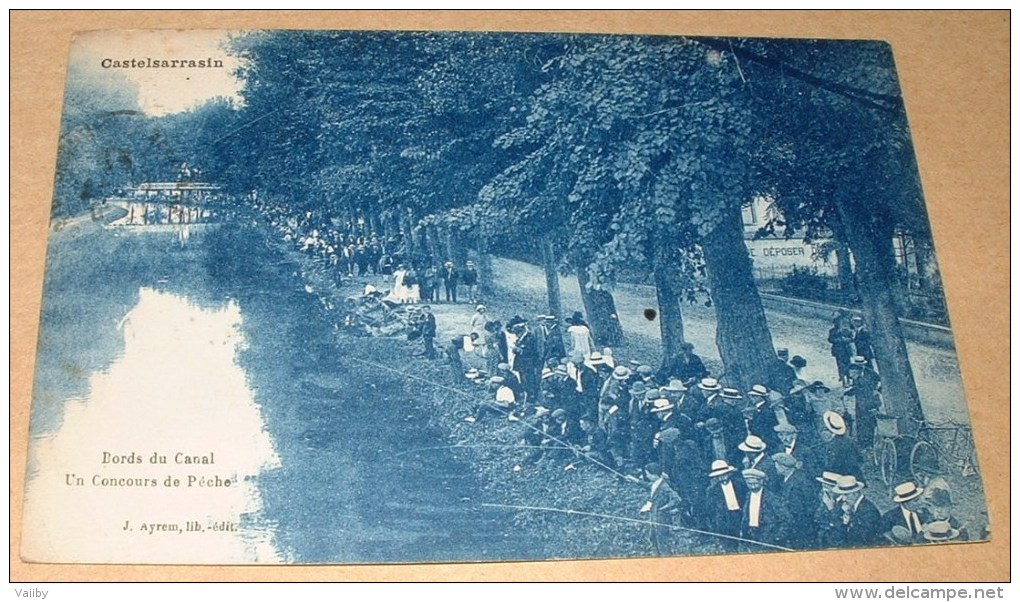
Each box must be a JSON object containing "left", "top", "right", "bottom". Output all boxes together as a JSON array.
[{"left": 22, "top": 213, "right": 532, "bottom": 564}]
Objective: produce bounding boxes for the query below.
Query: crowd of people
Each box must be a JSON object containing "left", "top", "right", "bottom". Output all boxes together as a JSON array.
[
  {"left": 442, "top": 309, "right": 965, "bottom": 553},
  {"left": 253, "top": 199, "right": 971, "bottom": 555}
]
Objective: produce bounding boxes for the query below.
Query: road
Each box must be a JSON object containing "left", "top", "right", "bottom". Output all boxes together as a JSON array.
[{"left": 488, "top": 257, "right": 971, "bottom": 425}]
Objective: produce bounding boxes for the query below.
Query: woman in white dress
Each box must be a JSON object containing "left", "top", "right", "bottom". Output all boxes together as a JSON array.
[
  {"left": 404, "top": 266, "right": 421, "bottom": 304},
  {"left": 565, "top": 311, "right": 594, "bottom": 360},
  {"left": 391, "top": 265, "right": 409, "bottom": 303}
]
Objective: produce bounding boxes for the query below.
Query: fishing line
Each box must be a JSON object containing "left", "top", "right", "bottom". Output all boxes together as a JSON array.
[{"left": 481, "top": 502, "right": 793, "bottom": 552}]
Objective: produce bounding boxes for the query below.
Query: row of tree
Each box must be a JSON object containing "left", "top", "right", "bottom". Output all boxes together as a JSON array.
[{"left": 56, "top": 31, "right": 933, "bottom": 429}]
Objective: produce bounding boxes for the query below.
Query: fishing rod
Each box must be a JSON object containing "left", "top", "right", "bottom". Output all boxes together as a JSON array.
[
  {"left": 481, "top": 502, "right": 794, "bottom": 552},
  {"left": 393, "top": 443, "right": 577, "bottom": 457}
]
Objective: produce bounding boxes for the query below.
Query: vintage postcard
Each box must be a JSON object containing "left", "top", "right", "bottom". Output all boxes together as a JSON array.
[{"left": 21, "top": 29, "right": 989, "bottom": 565}]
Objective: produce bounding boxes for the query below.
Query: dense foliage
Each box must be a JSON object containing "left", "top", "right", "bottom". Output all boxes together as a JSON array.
[{"left": 57, "top": 31, "right": 936, "bottom": 421}]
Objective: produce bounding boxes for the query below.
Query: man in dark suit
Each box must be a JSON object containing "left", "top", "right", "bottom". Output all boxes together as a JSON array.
[
  {"left": 656, "top": 342, "right": 709, "bottom": 385},
  {"left": 771, "top": 453, "right": 818, "bottom": 548},
  {"left": 833, "top": 475, "right": 883, "bottom": 548},
  {"left": 419, "top": 305, "right": 437, "bottom": 359},
  {"left": 740, "top": 468, "right": 792, "bottom": 549},
  {"left": 851, "top": 316, "right": 875, "bottom": 368},
  {"left": 511, "top": 321, "right": 543, "bottom": 408},
  {"left": 879, "top": 481, "right": 931, "bottom": 544},
  {"left": 848, "top": 356, "right": 883, "bottom": 450},
  {"left": 440, "top": 261, "right": 459, "bottom": 303},
  {"left": 702, "top": 460, "right": 746, "bottom": 551},
  {"left": 774, "top": 423, "right": 820, "bottom": 478},
  {"left": 536, "top": 315, "right": 566, "bottom": 363}
]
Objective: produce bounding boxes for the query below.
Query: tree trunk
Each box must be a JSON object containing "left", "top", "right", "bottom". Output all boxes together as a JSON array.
[
  {"left": 542, "top": 236, "right": 564, "bottom": 323},
  {"left": 833, "top": 237, "right": 858, "bottom": 304},
  {"left": 652, "top": 245, "right": 686, "bottom": 367},
  {"left": 574, "top": 260, "right": 624, "bottom": 348},
  {"left": 700, "top": 205, "right": 777, "bottom": 393},
  {"left": 476, "top": 236, "right": 496, "bottom": 298},
  {"left": 837, "top": 202, "right": 925, "bottom": 432},
  {"left": 880, "top": 232, "right": 910, "bottom": 318},
  {"left": 426, "top": 223, "right": 442, "bottom": 265},
  {"left": 445, "top": 227, "right": 468, "bottom": 266},
  {"left": 402, "top": 208, "right": 418, "bottom": 258},
  {"left": 448, "top": 226, "right": 471, "bottom": 267}
]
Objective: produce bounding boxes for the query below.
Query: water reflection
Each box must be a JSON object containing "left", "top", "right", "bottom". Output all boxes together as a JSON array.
[{"left": 22, "top": 287, "right": 282, "bottom": 563}]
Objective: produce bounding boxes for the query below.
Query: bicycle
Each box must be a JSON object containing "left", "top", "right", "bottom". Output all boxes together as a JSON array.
[
  {"left": 872, "top": 413, "right": 902, "bottom": 486},
  {"left": 909, "top": 418, "right": 981, "bottom": 483}
]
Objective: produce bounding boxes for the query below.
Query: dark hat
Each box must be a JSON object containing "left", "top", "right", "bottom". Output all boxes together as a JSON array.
[
  {"left": 704, "top": 417, "right": 724, "bottom": 434},
  {"left": 929, "top": 488, "right": 953, "bottom": 508},
  {"left": 656, "top": 428, "right": 681, "bottom": 444},
  {"left": 630, "top": 381, "right": 648, "bottom": 394},
  {"left": 771, "top": 452, "right": 800, "bottom": 469},
  {"left": 507, "top": 315, "right": 527, "bottom": 329}
]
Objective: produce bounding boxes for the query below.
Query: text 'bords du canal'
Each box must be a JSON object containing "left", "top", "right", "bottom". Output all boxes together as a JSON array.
[{"left": 102, "top": 451, "right": 216, "bottom": 465}]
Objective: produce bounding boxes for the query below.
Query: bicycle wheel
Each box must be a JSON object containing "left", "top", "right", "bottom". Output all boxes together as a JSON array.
[
  {"left": 879, "top": 439, "right": 898, "bottom": 485},
  {"left": 911, "top": 440, "right": 940, "bottom": 483}
]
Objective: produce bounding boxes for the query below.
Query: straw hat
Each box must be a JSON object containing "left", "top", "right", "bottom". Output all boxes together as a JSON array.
[
  {"left": 709, "top": 463, "right": 734, "bottom": 481},
  {"left": 832, "top": 475, "right": 865, "bottom": 496},
  {"left": 823, "top": 411, "right": 848, "bottom": 435},
  {"left": 708, "top": 460, "right": 737, "bottom": 478},
  {"left": 738, "top": 435, "right": 767, "bottom": 453},
  {"left": 698, "top": 378, "right": 722, "bottom": 392},
  {"left": 922, "top": 521, "right": 961, "bottom": 542},
  {"left": 815, "top": 471, "right": 842, "bottom": 490},
  {"left": 892, "top": 482, "right": 925, "bottom": 504}
]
